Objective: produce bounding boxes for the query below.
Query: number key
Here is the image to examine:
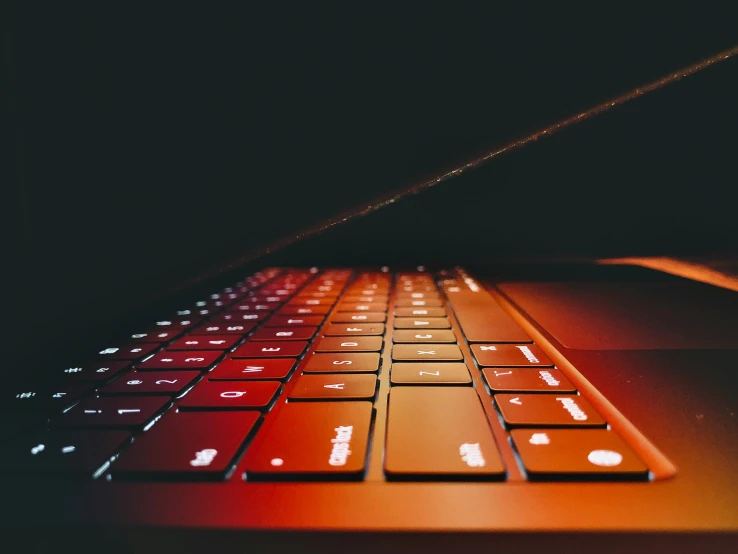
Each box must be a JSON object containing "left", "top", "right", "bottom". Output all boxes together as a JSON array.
[
  {"left": 136, "top": 351, "right": 222, "bottom": 371},
  {"left": 96, "top": 343, "right": 158, "bottom": 361},
  {"left": 128, "top": 329, "right": 181, "bottom": 343},
  {"left": 190, "top": 321, "right": 258, "bottom": 335},
  {"left": 98, "top": 371, "right": 198, "bottom": 395},
  {"left": 167, "top": 335, "right": 241, "bottom": 350},
  {"left": 55, "top": 396, "right": 171, "bottom": 429}
]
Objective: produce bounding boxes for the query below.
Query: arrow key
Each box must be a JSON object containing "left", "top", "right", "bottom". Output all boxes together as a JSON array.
[{"left": 288, "top": 374, "right": 377, "bottom": 400}]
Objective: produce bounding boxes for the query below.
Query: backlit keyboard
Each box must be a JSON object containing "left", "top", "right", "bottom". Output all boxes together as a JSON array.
[{"left": 1, "top": 268, "right": 652, "bottom": 481}]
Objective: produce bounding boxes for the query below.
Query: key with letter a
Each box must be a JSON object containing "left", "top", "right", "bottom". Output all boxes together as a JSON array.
[{"left": 288, "top": 374, "right": 377, "bottom": 400}]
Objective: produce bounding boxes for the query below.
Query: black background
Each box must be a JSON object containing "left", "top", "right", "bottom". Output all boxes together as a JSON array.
[{"left": 4, "top": 3, "right": 737, "bottom": 367}]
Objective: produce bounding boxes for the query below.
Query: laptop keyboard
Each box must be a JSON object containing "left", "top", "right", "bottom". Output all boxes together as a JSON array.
[{"left": 1, "top": 268, "right": 651, "bottom": 482}]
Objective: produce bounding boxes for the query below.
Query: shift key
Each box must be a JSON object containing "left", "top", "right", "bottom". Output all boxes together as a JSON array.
[
  {"left": 245, "top": 402, "right": 372, "bottom": 479},
  {"left": 385, "top": 387, "right": 505, "bottom": 479}
]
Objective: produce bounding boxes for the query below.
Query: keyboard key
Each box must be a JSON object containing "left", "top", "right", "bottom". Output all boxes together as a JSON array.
[
  {"left": 128, "top": 329, "right": 181, "bottom": 343},
  {"left": 179, "top": 381, "right": 280, "bottom": 410},
  {"left": 330, "top": 312, "right": 387, "bottom": 323},
  {"left": 208, "top": 359, "right": 295, "bottom": 380},
  {"left": 385, "top": 387, "right": 505, "bottom": 479},
  {"left": 299, "top": 287, "right": 340, "bottom": 297},
  {"left": 288, "top": 374, "right": 377, "bottom": 401},
  {"left": 303, "top": 353, "right": 380, "bottom": 373},
  {"left": 286, "top": 298, "right": 335, "bottom": 307},
  {"left": 190, "top": 321, "right": 258, "bottom": 335},
  {"left": 324, "top": 323, "right": 385, "bottom": 336},
  {"left": 345, "top": 288, "right": 386, "bottom": 296},
  {"left": 394, "top": 307, "right": 446, "bottom": 317},
  {"left": 394, "top": 298, "right": 443, "bottom": 307},
  {"left": 396, "top": 284, "right": 435, "bottom": 293},
  {"left": 510, "top": 429, "right": 648, "bottom": 480},
  {"left": 483, "top": 368, "right": 576, "bottom": 393},
  {"left": 392, "top": 330, "right": 456, "bottom": 343},
  {"left": 174, "top": 307, "right": 214, "bottom": 317},
  {"left": 442, "top": 287, "right": 531, "bottom": 343},
  {"left": 336, "top": 303, "right": 387, "bottom": 313},
  {"left": 395, "top": 292, "right": 440, "bottom": 300},
  {"left": 0, "top": 430, "right": 130, "bottom": 477},
  {"left": 113, "top": 411, "right": 259, "bottom": 480},
  {"left": 231, "top": 302, "right": 280, "bottom": 313},
  {"left": 390, "top": 363, "right": 471, "bottom": 385},
  {"left": 249, "top": 326, "right": 318, "bottom": 342},
  {"left": 136, "top": 351, "right": 222, "bottom": 371},
  {"left": 393, "top": 318, "right": 451, "bottom": 329},
  {"left": 495, "top": 394, "right": 606, "bottom": 428},
  {"left": 263, "top": 315, "right": 324, "bottom": 327},
  {"left": 3, "top": 384, "right": 92, "bottom": 416},
  {"left": 231, "top": 341, "right": 308, "bottom": 358},
  {"left": 276, "top": 305, "right": 331, "bottom": 316},
  {"left": 95, "top": 343, "right": 159, "bottom": 361},
  {"left": 238, "top": 295, "right": 282, "bottom": 304},
  {"left": 314, "top": 337, "right": 383, "bottom": 353},
  {"left": 192, "top": 298, "right": 236, "bottom": 311},
  {"left": 152, "top": 317, "right": 202, "bottom": 330},
  {"left": 245, "top": 402, "right": 372, "bottom": 479},
  {"left": 392, "top": 344, "right": 463, "bottom": 361},
  {"left": 210, "top": 312, "right": 267, "bottom": 324},
  {"left": 58, "top": 361, "right": 130, "bottom": 383},
  {"left": 167, "top": 335, "right": 241, "bottom": 350},
  {"left": 341, "top": 295, "right": 389, "bottom": 303},
  {"left": 56, "top": 396, "right": 170, "bottom": 429},
  {"left": 98, "top": 371, "right": 198, "bottom": 396},
  {"left": 472, "top": 344, "right": 553, "bottom": 367}
]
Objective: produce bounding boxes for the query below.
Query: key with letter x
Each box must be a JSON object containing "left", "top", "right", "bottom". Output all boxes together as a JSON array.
[{"left": 392, "top": 344, "right": 463, "bottom": 361}]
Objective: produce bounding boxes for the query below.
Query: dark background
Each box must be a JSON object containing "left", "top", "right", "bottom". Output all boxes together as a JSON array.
[{"left": 3, "top": 3, "right": 737, "bottom": 368}]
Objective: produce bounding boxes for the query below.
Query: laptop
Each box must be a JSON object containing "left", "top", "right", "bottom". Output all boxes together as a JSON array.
[{"left": 4, "top": 7, "right": 738, "bottom": 552}]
